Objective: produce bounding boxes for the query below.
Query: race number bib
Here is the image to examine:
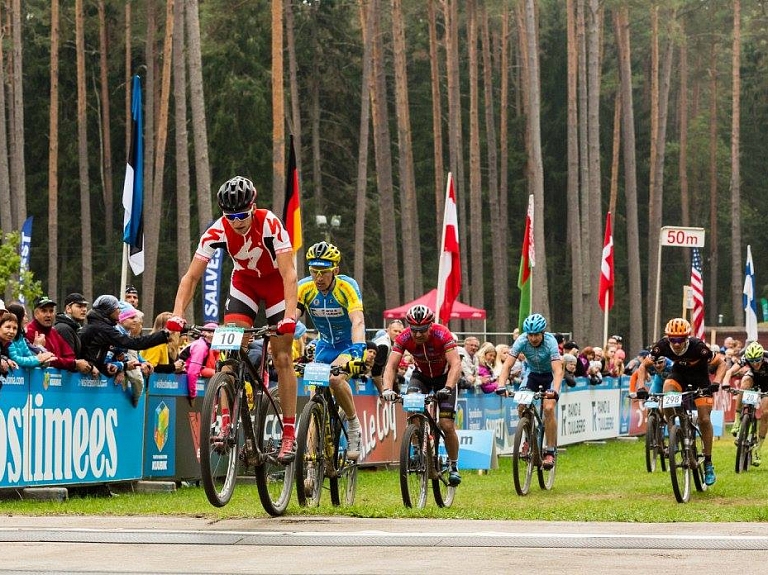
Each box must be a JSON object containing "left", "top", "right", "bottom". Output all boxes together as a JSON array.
[
  {"left": 663, "top": 392, "right": 682, "bottom": 408},
  {"left": 211, "top": 326, "right": 244, "bottom": 350},
  {"left": 742, "top": 389, "right": 760, "bottom": 407},
  {"left": 303, "top": 362, "right": 332, "bottom": 387},
  {"left": 514, "top": 390, "right": 536, "bottom": 406},
  {"left": 402, "top": 393, "right": 427, "bottom": 412}
]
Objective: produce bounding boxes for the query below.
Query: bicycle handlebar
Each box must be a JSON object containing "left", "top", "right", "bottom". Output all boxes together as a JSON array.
[{"left": 184, "top": 324, "right": 276, "bottom": 338}]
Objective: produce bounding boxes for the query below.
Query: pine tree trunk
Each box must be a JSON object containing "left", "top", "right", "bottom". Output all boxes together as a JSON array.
[
  {"left": 730, "top": 0, "right": 742, "bottom": 325},
  {"left": 47, "top": 0, "right": 60, "bottom": 298},
  {"left": 98, "top": 0, "right": 114, "bottom": 243},
  {"left": 428, "top": 0, "right": 445, "bottom": 253},
  {"left": 75, "top": 0, "right": 93, "bottom": 299},
  {"left": 272, "top": 0, "right": 285, "bottom": 215}
]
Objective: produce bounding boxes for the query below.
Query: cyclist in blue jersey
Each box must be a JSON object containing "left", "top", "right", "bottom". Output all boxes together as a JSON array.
[
  {"left": 297, "top": 242, "right": 367, "bottom": 460},
  {"left": 632, "top": 356, "right": 674, "bottom": 398},
  {"left": 497, "top": 313, "right": 563, "bottom": 470}
]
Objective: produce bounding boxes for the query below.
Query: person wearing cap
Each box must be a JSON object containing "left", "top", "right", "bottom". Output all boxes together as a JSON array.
[
  {"left": 25, "top": 296, "right": 92, "bottom": 374},
  {"left": 124, "top": 285, "right": 139, "bottom": 308},
  {"left": 79, "top": 295, "right": 171, "bottom": 381},
  {"left": 54, "top": 293, "right": 89, "bottom": 358},
  {"left": 167, "top": 175, "right": 299, "bottom": 463}
]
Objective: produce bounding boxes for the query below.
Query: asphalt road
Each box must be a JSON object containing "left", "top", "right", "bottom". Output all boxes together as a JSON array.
[{"left": 1, "top": 515, "right": 767, "bottom": 574}]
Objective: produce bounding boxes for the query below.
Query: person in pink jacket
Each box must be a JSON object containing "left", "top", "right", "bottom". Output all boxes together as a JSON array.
[{"left": 183, "top": 322, "right": 219, "bottom": 406}]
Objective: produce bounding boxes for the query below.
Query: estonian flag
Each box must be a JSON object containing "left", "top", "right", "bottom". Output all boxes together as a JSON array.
[{"left": 122, "top": 74, "right": 144, "bottom": 275}]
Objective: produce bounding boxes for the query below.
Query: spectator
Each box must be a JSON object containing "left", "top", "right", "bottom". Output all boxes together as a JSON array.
[
  {"left": 460, "top": 336, "right": 480, "bottom": 387},
  {"left": 184, "top": 322, "right": 219, "bottom": 407},
  {"left": 54, "top": 293, "right": 89, "bottom": 359},
  {"left": 554, "top": 333, "right": 565, "bottom": 355},
  {"left": 602, "top": 346, "right": 622, "bottom": 377},
  {"left": 79, "top": 295, "right": 170, "bottom": 379},
  {"left": 371, "top": 320, "right": 405, "bottom": 394},
  {"left": 143, "top": 312, "right": 184, "bottom": 374},
  {"left": 1, "top": 310, "right": 21, "bottom": 375},
  {"left": 494, "top": 343, "right": 510, "bottom": 378},
  {"left": 112, "top": 304, "right": 154, "bottom": 406},
  {"left": 476, "top": 342, "right": 498, "bottom": 393},
  {"left": 25, "top": 296, "right": 92, "bottom": 374},
  {"left": 563, "top": 353, "right": 578, "bottom": 387},
  {"left": 124, "top": 285, "right": 139, "bottom": 308},
  {"left": 563, "top": 340, "right": 579, "bottom": 357},
  {"left": 6, "top": 303, "right": 56, "bottom": 368},
  {"left": 575, "top": 346, "right": 594, "bottom": 377}
]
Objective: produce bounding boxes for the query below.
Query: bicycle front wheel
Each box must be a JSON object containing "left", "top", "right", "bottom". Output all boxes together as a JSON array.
[
  {"left": 399, "top": 422, "right": 428, "bottom": 509},
  {"left": 200, "top": 372, "right": 239, "bottom": 507},
  {"left": 253, "top": 389, "right": 295, "bottom": 516},
  {"left": 330, "top": 412, "right": 357, "bottom": 507},
  {"left": 295, "top": 400, "right": 325, "bottom": 508},
  {"left": 735, "top": 412, "right": 752, "bottom": 473},
  {"left": 512, "top": 416, "right": 534, "bottom": 496},
  {"left": 645, "top": 412, "right": 661, "bottom": 473},
  {"left": 668, "top": 423, "right": 691, "bottom": 503},
  {"left": 431, "top": 427, "right": 456, "bottom": 508}
]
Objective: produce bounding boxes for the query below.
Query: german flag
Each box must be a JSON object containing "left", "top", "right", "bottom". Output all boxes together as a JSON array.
[{"left": 282, "top": 135, "right": 302, "bottom": 252}]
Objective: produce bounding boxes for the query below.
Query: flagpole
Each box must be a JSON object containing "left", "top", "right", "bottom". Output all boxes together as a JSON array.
[
  {"left": 603, "top": 292, "right": 609, "bottom": 346},
  {"left": 120, "top": 244, "right": 128, "bottom": 297}
]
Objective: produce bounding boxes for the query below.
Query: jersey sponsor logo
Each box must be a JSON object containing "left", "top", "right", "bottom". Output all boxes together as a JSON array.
[{"left": 310, "top": 308, "right": 344, "bottom": 318}]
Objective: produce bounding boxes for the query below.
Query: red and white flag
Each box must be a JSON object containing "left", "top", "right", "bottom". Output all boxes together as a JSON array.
[
  {"left": 435, "top": 173, "right": 461, "bottom": 325},
  {"left": 598, "top": 211, "right": 614, "bottom": 311}
]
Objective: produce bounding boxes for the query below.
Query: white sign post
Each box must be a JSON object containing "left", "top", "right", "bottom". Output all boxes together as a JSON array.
[{"left": 653, "top": 226, "right": 706, "bottom": 341}]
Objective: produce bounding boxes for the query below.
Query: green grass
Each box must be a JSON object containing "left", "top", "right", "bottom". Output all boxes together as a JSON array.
[{"left": 3, "top": 437, "right": 768, "bottom": 521}]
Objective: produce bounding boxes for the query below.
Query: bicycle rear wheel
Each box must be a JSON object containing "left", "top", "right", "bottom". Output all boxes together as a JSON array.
[
  {"left": 399, "top": 422, "right": 428, "bottom": 509},
  {"left": 668, "top": 423, "right": 691, "bottom": 503},
  {"left": 645, "top": 412, "right": 661, "bottom": 473},
  {"left": 295, "top": 400, "right": 325, "bottom": 507},
  {"left": 431, "top": 427, "right": 456, "bottom": 508},
  {"left": 512, "top": 416, "right": 534, "bottom": 496},
  {"left": 330, "top": 412, "right": 357, "bottom": 507},
  {"left": 200, "top": 372, "right": 239, "bottom": 507},
  {"left": 735, "top": 412, "right": 752, "bottom": 473},
  {"left": 254, "top": 389, "right": 295, "bottom": 516}
]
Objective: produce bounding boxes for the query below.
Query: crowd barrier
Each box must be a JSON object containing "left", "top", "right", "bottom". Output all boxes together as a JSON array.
[{"left": 0, "top": 369, "right": 740, "bottom": 489}]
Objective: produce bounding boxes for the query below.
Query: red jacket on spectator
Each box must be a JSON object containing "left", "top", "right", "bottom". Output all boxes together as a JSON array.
[{"left": 26, "top": 318, "right": 78, "bottom": 372}]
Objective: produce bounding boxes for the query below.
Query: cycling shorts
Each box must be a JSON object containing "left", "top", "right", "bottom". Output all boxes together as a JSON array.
[
  {"left": 314, "top": 339, "right": 354, "bottom": 365},
  {"left": 224, "top": 270, "right": 287, "bottom": 326},
  {"left": 521, "top": 371, "right": 554, "bottom": 393},
  {"left": 408, "top": 370, "right": 457, "bottom": 419}
]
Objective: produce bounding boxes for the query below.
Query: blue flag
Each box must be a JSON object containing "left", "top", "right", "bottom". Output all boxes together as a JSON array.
[
  {"left": 744, "top": 245, "right": 758, "bottom": 342},
  {"left": 122, "top": 75, "right": 144, "bottom": 275}
]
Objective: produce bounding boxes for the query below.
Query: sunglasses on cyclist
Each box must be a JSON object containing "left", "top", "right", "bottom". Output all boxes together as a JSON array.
[
  {"left": 410, "top": 324, "right": 431, "bottom": 333},
  {"left": 747, "top": 358, "right": 763, "bottom": 364},
  {"left": 224, "top": 210, "right": 252, "bottom": 221},
  {"left": 668, "top": 336, "right": 687, "bottom": 344}
]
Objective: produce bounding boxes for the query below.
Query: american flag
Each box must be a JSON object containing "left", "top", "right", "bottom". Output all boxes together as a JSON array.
[{"left": 690, "top": 248, "right": 705, "bottom": 339}]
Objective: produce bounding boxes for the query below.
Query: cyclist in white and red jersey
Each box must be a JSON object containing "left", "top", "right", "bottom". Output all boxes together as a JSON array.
[
  {"left": 381, "top": 305, "right": 463, "bottom": 485},
  {"left": 168, "top": 176, "right": 299, "bottom": 463}
]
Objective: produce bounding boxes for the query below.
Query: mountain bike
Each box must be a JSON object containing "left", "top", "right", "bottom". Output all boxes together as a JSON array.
[
  {"left": 644, "top": 393, "right": 667, "bottom": 473},
  {"left": 506, "top": 387, "right": 556, "bottom": 496},
  {"left": 396, "top": 392, "right": 456, "bottom": 509},
  {"left": 730, "top": 387, "right": 768, "bottom": 473},
  {"left": 294, "top": 362, "right": 358, "bottom": 507},
  {"left": 664, "top": 387, "right": 706, "bottom": 503},
  {"left": 194, "top": 324, "right": 295, "bottom": 516}
]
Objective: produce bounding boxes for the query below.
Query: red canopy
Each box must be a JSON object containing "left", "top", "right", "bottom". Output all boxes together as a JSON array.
[{"left": 383, "top": 289, "right": 486, "bottom": 320}]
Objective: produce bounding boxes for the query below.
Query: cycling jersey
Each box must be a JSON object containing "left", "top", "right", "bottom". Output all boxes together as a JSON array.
[
  {"left": 741, "top": 353, "right": 768, "bottom": 392},
  {"left": 194, "top": 209, "right": 292, "bottom": 276},
  {"left": 510, "top": 332, "right": 560, "bottom": 374},
  {"left": 297, "top": 274, "right": 363, "bottom": 348},
  {"left": 392, "top": 324, "right": 457, "bottom": 379},
  {"left": 649, "top": 336, "right": 713, "bottom": 390}
]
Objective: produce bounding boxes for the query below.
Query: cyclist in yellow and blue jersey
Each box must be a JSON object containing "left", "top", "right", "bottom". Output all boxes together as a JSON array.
[{"left": 297, "top": 241, "right": 367, "bottom": 460}]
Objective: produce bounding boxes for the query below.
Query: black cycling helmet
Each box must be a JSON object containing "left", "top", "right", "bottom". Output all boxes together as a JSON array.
[{"left": 217, "top": 176, "right": 256, "bottom": 213}]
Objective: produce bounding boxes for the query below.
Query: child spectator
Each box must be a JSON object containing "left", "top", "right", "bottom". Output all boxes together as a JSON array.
[
  {"left": 184, "top": 322, "right": 219, "bottom": 406},
  {"left": 563, "top": 353, "right": 578, "bottom": 387}
]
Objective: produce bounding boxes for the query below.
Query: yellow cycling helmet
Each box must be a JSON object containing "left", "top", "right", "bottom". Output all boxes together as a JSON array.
[
  {"left": 664, "top": 317, "right": 691, "bottom": 338},
  {"left": 306, "top": 241, "right": 342, "bottom": 268}
]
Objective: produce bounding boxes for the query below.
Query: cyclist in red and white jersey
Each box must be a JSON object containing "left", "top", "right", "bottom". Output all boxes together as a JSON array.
[
  {"left": 381, "top": 305, "right": 463, "bottom": 486},
  {"left": 168, "top": 176, "right": 298, "bottom": 463}
]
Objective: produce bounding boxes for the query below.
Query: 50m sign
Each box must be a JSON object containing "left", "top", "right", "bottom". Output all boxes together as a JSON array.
[{"left": 660, "top": 226, "right": 705, "bottom": 248}]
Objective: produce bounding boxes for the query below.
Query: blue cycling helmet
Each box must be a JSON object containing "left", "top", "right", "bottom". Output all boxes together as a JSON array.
[{"left": 523, "top": 313, "right": 547, "bottom": 334}]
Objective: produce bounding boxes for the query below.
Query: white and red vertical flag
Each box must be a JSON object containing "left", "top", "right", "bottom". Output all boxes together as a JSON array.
[
  {"left": 435, "top": 172, "right": 461, "bottom": 325},
  {"left": 598, "top": 211, "right": 614, "bottom": 311},
  {"left": 690, "top": 247, "right": 705, "bottom": 340}
]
